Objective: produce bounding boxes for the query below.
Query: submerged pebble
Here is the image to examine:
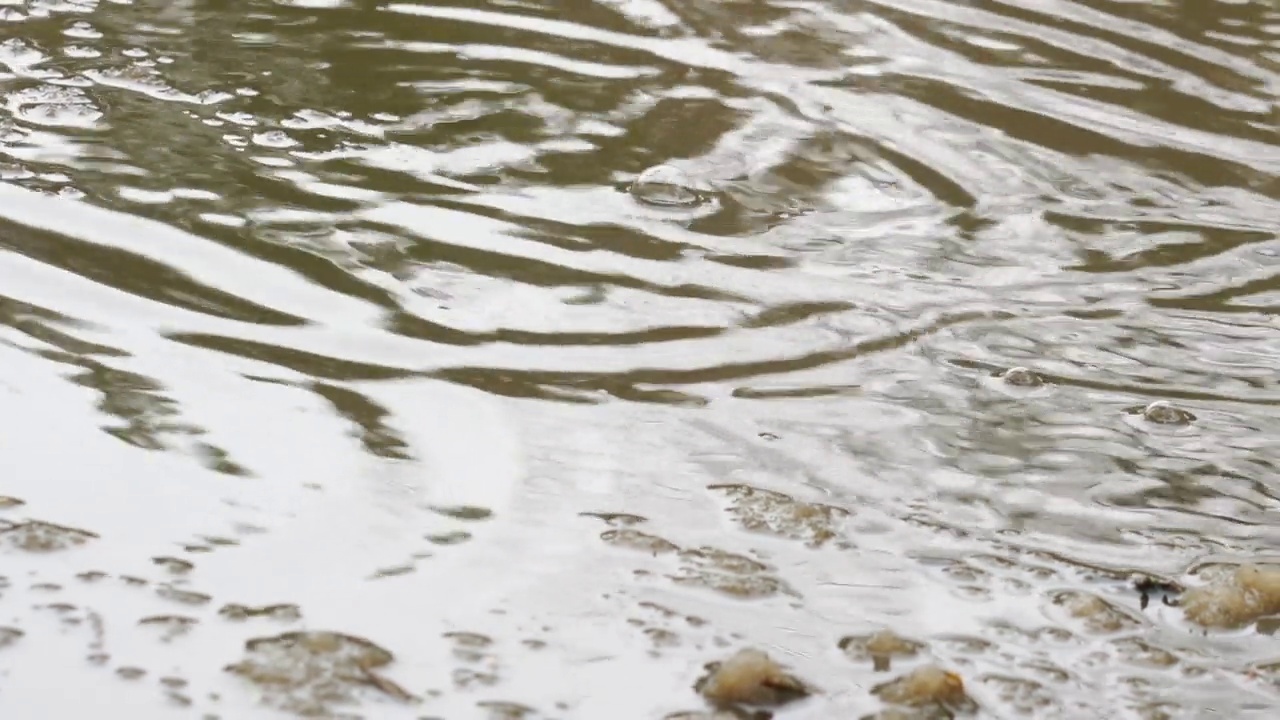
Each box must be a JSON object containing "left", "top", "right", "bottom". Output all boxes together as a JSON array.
[
  {"left": 629, "top": 165, "right": 704, "bottom": 208},
  {"left": 1182, "top": 564, "right": 1280, "bottom": 629},
  {"left": 696, "top": 648, "right": 812, "bottom": 708}
]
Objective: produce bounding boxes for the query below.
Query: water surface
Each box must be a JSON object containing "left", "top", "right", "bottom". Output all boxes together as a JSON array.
[{"left": 2, "top": 0, "right": 1280, "bottom": 717}]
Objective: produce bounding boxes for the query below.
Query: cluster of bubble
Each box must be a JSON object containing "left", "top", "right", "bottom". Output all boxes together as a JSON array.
[{"left": 998, "top": 367, "right": 1195, "bottom": 425}]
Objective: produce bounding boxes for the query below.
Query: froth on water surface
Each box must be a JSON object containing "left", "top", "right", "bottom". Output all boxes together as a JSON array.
[{"left": 2, "top": 0, "right": 1280, "bottom": 717}]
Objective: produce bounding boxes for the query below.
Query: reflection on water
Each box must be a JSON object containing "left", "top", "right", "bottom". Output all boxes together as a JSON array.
[{"left": 1, "top": 0, "right": 1279, "bottom": 717}]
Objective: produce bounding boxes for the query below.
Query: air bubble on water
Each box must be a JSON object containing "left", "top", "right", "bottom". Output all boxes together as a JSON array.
[
  {"left": 1142, "top": 400, "right": 1194, "bottom": 425},
  {"left": 984, "top": 365, "right": 1051, "bottom": 397},
  {"left": 629, "top": 164, "right": 704, "bottom": 208},
  {"left": 252, "top": 130, "right": 300, "bottom": 149},
  {"left": 1000, "top": 366, "right": 1043, "bottom": 388}
]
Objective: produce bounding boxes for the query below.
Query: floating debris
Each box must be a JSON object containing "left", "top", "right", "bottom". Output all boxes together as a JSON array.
[
  {"left": 695, "top": 648, "right": 812, "bottom": 708},
  {"left": 1182, "top": 564, "right": 1280, "bottom": 629},
  {"left": 1141, "top": 400, "right": 1195, "bottom": 425},
  {"left": 226, "top": 631, "right": 415, "bottom": 715},
  {"left": 872, "top": 665, "right": 975, "bottom": 713},
  {"left": 999, "top": 366, "right": 1043, "bottom": 387}
]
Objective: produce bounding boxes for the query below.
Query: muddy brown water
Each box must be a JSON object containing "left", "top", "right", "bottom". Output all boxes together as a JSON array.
[{"left": 1, "top": 0, "right": 1279, "bottom": 718}]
